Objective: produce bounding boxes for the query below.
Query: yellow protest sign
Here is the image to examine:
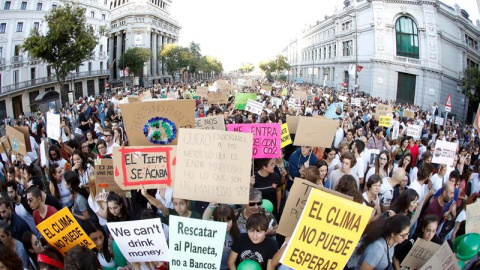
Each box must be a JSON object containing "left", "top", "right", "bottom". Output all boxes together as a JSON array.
[
  {"left": 37, "top": 207, "right": 95, "bottom": 255},
  {"left": 379, "top": 116, "right": 392, "bottom": 127},
  {"left": 281, "top": 123, "right": 292, "bottom": 148},
  {"left": 280, "top": 189, "right": 372, "bottom": 270}
]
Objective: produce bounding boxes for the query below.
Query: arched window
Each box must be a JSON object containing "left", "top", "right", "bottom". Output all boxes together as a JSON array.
[{"left": 395, "top": 16, "right": 419, "bottom": 59}]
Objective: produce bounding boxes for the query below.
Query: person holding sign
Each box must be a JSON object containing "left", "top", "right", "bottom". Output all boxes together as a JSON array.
[
  {"left": 287, "top": 146, "right": 318, "bottom": 191},
  {"left": 83, "top": 219, "right": 129, "bottom": 270},
  {"left": 363, "top": 175, "right": 383, "bottom": 222},
  {"left": 354, "top": 215, "right": 411, "bottom": 270},
  {"left": 228, "top": 213, "right": 279, "bottom": 270},
  {"left": 393, "top": 214, "right": 441, "bottom": 269},
  {"left": 106, "top": 192, "right": 134, "bottom": 222},
  {"left": 64, "top": 171, "right": 94, "bottom": 225},
  {"left": 48, "top": 163, "right": 73, "bottom": 208},
  {"left": 253, "top": 159, "right": 282, "bottom": 215}
]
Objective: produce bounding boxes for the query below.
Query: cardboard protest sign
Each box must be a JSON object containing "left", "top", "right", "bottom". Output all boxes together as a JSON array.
[
  {"left": 120, "top": 99, "right": 195, "bottom": 146},
  {"left": 173, "top": 129, "right": 253, "bottom": 204},
  {"left": 234, "top": 93, "right": 257, "bottom": 110},
  {"left": 46, "top": 112, "right": 61, "bottom": 140},
  {"left": 375, "top": 104, "right": 393, "bottom": 119},
  {"left": 0, "top": 139, "right": 4, "bottom": 154},
  {"left": 194, "top": 116, "right": 225, "bottom": 131},
  {"left": 401, "top": 238, "right": 440, "bottom": 269},
  {"left": 351, "top": 98, "right": 361, "bottom": 107},
  {"left": 207, "top": 92, "right": 229, "bottom": 105},
  {"left": 325, "top": 103, "right": 344, "bottom": 119},
  {"left": 294, "top": 117, "right": 338, "bottom": 148},
  {"left": 280, "top": 189, "right": 372, "bottom": 270},
  {"left": 293, "top": 90, "right": 307, "bottom": 100},
  {"left": 0, "top": 136, "right": 11, "bottom": 152},
  {"left": 245, "top": 99, "right": 264, "bottom": 115},
  {"left": 407, "top": 125, "right": 422, "bottom": 140},
  {"left": 95, "top": 159, "right": 126, "bottom": 196},
  {"left": 227, "top": 124, "right": 281, "bottom": 158},
  {"left": 404, "top": 109, "right": 415, "bottom": 119},
  {"left": 6, "top": 125, "right": 31, "bottom": 155},
  {"left": 281, "top": 123, "right": 292, "bottom": 148},
  {"left": 278, "top": 178, "right": 352, "bottom": 236},
  {"left": 216, "top": 80, "right": 229, "bottom": 89},
  {"left": 107, "top": 218, "right": 169, "bottom": 263},
  {"left": 419, "top": 241, "right": 461, "bottom": 270},
  {"left": 37, "top": 207, "right": 95, "bottom": 255},
  {"left": 431, "top": 140, "right": 457, "bottom": 165},
  {"left": 169, "top": 216, "right": 227, "bottom": 270},
  {"left": 127, "top": 95, "right": 139, "bottom": 103},
  {"left": 435, "top": 117, "right": 444, "bottom": 126},
  {"left": 379, "top": 116, "right": 391, "bottom": 127},
  {"left": 112, "top": 146, "right": 177, "bottom": 189},
  {"left": 195, "top": 87, "right": 209, "bottom": 98},
  {"left": 286, "top": 115, "right": 300, "bottom": 134},
  {"left": 139, "top": 90, "right": 153, "bottom": 101},
  {"left": 466, "top": 200, "right": 480, "bottom": 234}
]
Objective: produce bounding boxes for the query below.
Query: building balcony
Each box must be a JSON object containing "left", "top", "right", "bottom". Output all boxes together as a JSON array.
[
  {"left": 394, "top": 56, "right": 421, "bottom": 65},
  {"left": 28, "top": 56, "right": 40, "bottom": 62},
  {"left": 12, "top": 55, "right": 23, "bottom": 63},
  {"left": 0, "top": 69, "right": 109, "bottom": 97}
]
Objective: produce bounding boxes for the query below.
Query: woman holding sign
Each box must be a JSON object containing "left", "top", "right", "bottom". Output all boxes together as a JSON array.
[{"left": 355, "top": 214, "right": 410, "bottom": 270}]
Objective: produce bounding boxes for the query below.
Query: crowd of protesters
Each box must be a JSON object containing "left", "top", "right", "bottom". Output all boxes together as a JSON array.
[{"left": 0, "top": 79, "right": 479, "bottom": 270}]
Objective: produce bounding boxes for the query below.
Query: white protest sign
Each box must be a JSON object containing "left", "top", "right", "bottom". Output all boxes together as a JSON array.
[
  {"left": 40, "top": 140, "right": 47, "bottom": 167},
  {"left": 431, "top": 140, "right": 457, "bottom": 165},
  {"left": 46, "top": 112, "right": 61, "bottom": 140},
  {"left": 169, "top": 216, "right": 226, "bottom": 270},
  {"left": 351, "top": 98, "right": 361, "bottom": 106},
  {"left": 339, "top": 95, "right": 348, "bottom": 101},
  {"left": 107, "top": 218, "right": 169, "bottom": 263},
  {"left": 407, "top": 125, "right": 422, "bottom": 140},
  {"left": 435, "top": 117, "right": 444, "bottom": 125},
  {"left": 245, "top": 99, "right": 264, "bottom": 115},
  {"left": 466, "top": 200, "right": 480, "bottom": 234},
  {"left": 271, "top": 97, "right": 282, "bottom": 108},
  {"left": 173, "top": 129, "right": 253, "bottom": 204},
  {"left": 391, "top": 121, "right": 400, "bottom": 140},
  {"left": 419, "top": 241, "right": 461, "bottom": 270},
  {"left": 194, "top": 116, "right": 225, "bottom": 131}
]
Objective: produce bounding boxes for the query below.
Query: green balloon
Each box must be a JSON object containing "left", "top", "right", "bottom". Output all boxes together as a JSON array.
[
  {"left": 262, "top": 199, "right": 274, "bottom": 213},
  {"left": 238, "top": 260, "right": 261, "bottom": 270}
]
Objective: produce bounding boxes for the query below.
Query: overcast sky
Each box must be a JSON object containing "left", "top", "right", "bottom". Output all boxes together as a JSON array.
[{"left": 170, "top": 0, "right": 480, "bottom": 72}]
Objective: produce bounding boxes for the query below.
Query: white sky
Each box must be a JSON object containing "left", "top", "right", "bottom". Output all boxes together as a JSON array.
[{"left": 170, "top": 0, "right": 480, "bottom": 72}]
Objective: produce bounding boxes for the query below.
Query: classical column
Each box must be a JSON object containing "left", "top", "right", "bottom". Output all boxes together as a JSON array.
[
  {"left": 161, "top": 33, "right": 166, "bottom": 75},
  {"left": 108, "top": 35, "right": 114, "bottom": 80},
  {"left": 152, "top": 32, "right": 157, "bottom": 76},
  {"left": 116, "top": 32, "right": 123, "bottom": 79},
  {"left": 157, "top": 34, "right": 162, "bottom": 75}
]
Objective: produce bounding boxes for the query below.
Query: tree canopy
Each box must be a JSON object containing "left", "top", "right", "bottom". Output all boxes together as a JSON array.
[
  {"left": 23, "top": 3, "right": 97, "bottom": 88},
  {"left": 258, "top": 55, "right": 290, "bottom": 82},
  {"left": 118, "top": 47, "right": 152, "bottom": 78}
]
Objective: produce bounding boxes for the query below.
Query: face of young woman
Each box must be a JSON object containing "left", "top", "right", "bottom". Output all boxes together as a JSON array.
[
  {"left": 86, "top": 132, "right": 93, "bottom": 140},
  {"left": 263, "top": 160, "right": 275, "bottom": 174},
  {"left": 408, "top": 199, "right": 418, "bottom": 213},
  {"left": 89, "top": 230, "right": 104, "bottom": 251},
  {"left": 73, "top": 154, "right": 83, "bottom": 167},
  {"left": 369, "top": 181, "right": 381, "bottom": 195},
  {"left": 319, "top": 166, "right": 328, "bottom": 179},
  {"left": 108, "top": 201, "right": 122, "bottom": 217},
  {"left": 393, "top": 227, "right": 410, "bottom": 245},
  {"left": 422, "top": 222, "right": 438, "bottom": 242},
  {"left": 30, "top": 234, "right": 44, "bottom": 254},
  {"left": 379, "top": 154, "right": 388, "bottom": 167},
  {"left": 226, "top": 220, "right": 233, "bottom": 231},
  {"left": 400, "top": 177, "right": 408, "bottom": 188},
  {"left": 0, "top": 228, "right": 11, "bottom": 246},
  {"left": 247, "top": 228, "right": 267, "bottom": 244},
  {"left": 341, "top": 159, "right": 351, "bottom": 171},
  {"left": 403, "top": 156, "right": 411, "bottom": 166},
  {"left": 173, "top": 199, "right": 188, "bottom": 216}
]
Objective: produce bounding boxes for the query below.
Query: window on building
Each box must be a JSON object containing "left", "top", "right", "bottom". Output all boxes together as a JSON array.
[
  {"left": 21, "top": 2, "right": 27, "bottom": 10},
  {"left": 334, "top": 44, "right": 336, "bottom": 57},
  {"left": 102, "top": 14, "right": 106, "bottom": 20},
  {"left": 395, "top": 16, "right": 419, "bottom": 59},
  {"left": 328, "top": 46, "right": 331, "bottom": 58},
  {"left": 13, "top": 70, "right": 19, "bottom": 84},
  {"left": 16, "top": 22, "right": 23, "bottom": 32},
  {"left": 342, "top": 21, "right": 352, "bottom": 31},
  {"left": 52, "top": 4, "right": 57, "bottom": 10},
  {"left": 0, "top": 47, "right": 3, "bottom": 59},
  {"left": 33, "top": 22, "right": 39, "bottom": 30},
  {"left": 104, "top": 0, "right": 107, "bottom": 4},
  {"left": 91, "top": 11, "right": 95, "bottom": 18},
  {"left": 30, "top": 67, "right": 35, "bottom": 80},
  {"left": 14, "top": 45, "right": 21, "bottom": 56},
  {"left": 0, "top": 23, "right": 6, "bottom": 33},
  {"left": 47, "top": 65, "right": 52, "bottom": 77},
  {"left": 88, "top": 62, "right": 92, "bottom": 71},
  {"left": 0, "top": 101, "right": 6, "bottom": 123},
  {"left": 467, "top": 58, "right": 479, "bottom": 69},
  {"left": 343, "top": 40, "right": 353, "bottom": 56},
  {"left": 465, "top": 34, "right": 478, "bottom": 50},
  {"left": 100, "top": 62, "right": 103, "bottom": 70},
  {"left": 4, "top": 1, "right": 11, "bottom": 10},
  {"left": 36, "top": 3, "right": 42, "bottom": 10}
]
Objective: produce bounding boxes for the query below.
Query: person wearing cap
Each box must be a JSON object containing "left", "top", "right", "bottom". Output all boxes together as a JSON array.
[
  {"left": 195, "top": 103, "right": 205, "bottom": 118},
  {"left": 367, "top": 127, "right": 390, "bottom": 151}
]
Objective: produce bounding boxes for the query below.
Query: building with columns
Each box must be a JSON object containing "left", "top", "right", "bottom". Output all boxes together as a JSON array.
[
  {"left": 0, "top": 0, "right": 110, "bottom": 120},
  {"left": 282, "top": 0, "right": 480, "bottom": 122},
  {"left": 108, "top": 0, "right": 180, "bottom": 86}
]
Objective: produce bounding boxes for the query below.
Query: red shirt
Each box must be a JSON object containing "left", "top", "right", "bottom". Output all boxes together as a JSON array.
[
  {"left": 407, "top": 144, "right": 419, "bottom": 167},
  {"left": 33, "top": 206, "right": 58, "bottom": 225}
]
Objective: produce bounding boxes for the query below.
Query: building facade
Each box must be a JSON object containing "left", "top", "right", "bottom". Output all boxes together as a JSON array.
[
  {"left": 282, "top": 0, "right": 480, "bottom": 121},
  {"left": 108, "top": 0, "right": 180, "bottom": 86},
  {"left": 0, "top": 0, "right": 111, "bottom": 120}
]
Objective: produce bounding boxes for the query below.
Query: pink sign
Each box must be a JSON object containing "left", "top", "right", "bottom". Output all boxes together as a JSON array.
[{"left": 227, "top": 124, "right": 281, "bottom": 158}]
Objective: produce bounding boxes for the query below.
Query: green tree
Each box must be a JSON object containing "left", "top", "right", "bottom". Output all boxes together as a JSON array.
[
  {"left": 160, "top": 44, "right": 191, "bottom": 78},
  {"left": 23, "top": 3, "right": 97, "bottom": 91},
  {"left": 259, "top": 55, "right": 290, "bottom": 82},
  {"left": 187, "top": 42, "right": 202, "bottom": 77},
  {"left": 239, "top": 63, "right": 254, "bottom": 74},
  {"left": 462, "top": 67, "right": 480, "bottom": 104},
  {"left": 118, "top": 47, "right": 151, "bottom": 80}
]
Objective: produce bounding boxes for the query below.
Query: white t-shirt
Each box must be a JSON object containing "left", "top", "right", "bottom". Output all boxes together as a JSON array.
[
  {"left": 409, "top": 180, "right": 427, "bottom": 203},
  {"left": 26, "top": 136, "right": 39, "bottom": 162},
  {"left": 106, "top": 142, "right": 120, "bottom": 155},
  {"left": 431, "top": 173, "right": 446, "bottom": 193},
  {"left": 88, "top": 196, "right": 107, "bottom": 226},
  {"left": 155, "top": 188, "right": 174, "bottom": 213},
  {"left": 333, "top": 128, "right": 344, "bottom": 149},
  {"left": 379, "top": 180, "right": 394, "bottom": 208},
  {"left": 360, "top": 149, "right": 370, "bottom": 175},
  {"left": 351, "top": 156, "right": 365, "bottom": 180},
  {"left": 362, "top": 192, "right": 380, "bottom": 207}
]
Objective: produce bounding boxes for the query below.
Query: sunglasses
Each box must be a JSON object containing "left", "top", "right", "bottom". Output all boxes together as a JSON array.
[{"left": 248, "top": 201, "right": 263, "bottom": 207}]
